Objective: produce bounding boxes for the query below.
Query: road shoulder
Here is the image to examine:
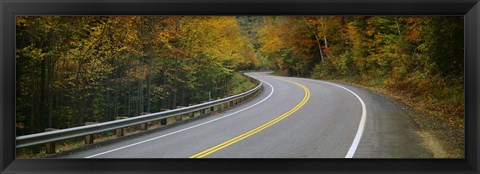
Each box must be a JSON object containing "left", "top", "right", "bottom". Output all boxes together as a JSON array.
[{"left": 327, "top": 79, "right": 464, "bottom": 158}]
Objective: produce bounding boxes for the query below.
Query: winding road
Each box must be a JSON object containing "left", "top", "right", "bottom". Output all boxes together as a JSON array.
[{"left": 61, "top": 72, "right": 433, "bottom": 158}]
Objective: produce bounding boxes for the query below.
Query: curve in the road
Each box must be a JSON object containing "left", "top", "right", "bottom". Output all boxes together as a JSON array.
[
  {"left": 68, "top": 73, "right": 372, "bottom": 158},
  {"left": 57, "top": 72, "right": 431, "bottom": 158},
  {"left": 297, "top": 78, "right": 367, "bottom": 158},
  {"left": 189, "top": 76, "right": 311, "bottom": 158},
  {"left": 84, "top": 80, "right": 276, "bottom": 158}
]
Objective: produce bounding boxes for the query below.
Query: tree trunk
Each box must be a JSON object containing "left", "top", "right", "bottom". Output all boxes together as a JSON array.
[
  {"left": 28, "top": 64, "right": 37, "bottom": 134},
  {"left": 303, "top": 17, "right": 324, "bottom": 62},
  {"left": 114, "top": 91, "right": 119, "bottom": 118},
  {"left": 146, "top": 58, "right": 152, "bottom": 113},
  {"left": 162, "top": 71, "right": 167, "bottom": 109},
  {"left": 47, "top": 57, "right": 55, "bottom": 128},
  {"left": 137, "top": 79, "right": 144, "bottom": 115},
  {"left": 181, "top": 88, "right": 186, "bottom": 106},
  {"left": 38, "top": 58, "right": 47, "bottom": 133},
  {"left": 127, "top": 89, "right": 131, "bottom": 117},
  {"left": 172, "top": 81, "right": 177, "bottom": 109},
  {"left": 324, "top": 35, "right": 328, "bottom": 49}
]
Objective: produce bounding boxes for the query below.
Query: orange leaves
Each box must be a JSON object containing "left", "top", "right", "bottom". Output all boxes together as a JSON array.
[
  {"left": 171, "top": 48, "right": 187, "bottom": 57},
  {"left": 404, "top": 17, "right": 423, "bottom": 43},
  {"left": 258, "top": 16, "right": 464, "bottom": 129},
  {"left": 163, "top": 16, "right": 181, "bottom": 23}
]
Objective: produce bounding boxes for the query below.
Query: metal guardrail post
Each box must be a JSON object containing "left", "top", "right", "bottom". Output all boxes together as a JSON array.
[
  {"left": 140, "top": 122, "right": 148, "bottom": 130},
  {"left": 44, "top": 128, "right": 57, "bottom": 154},
  {"left": 176, "top": 106, "right": 185, "bottom": 121},
  {"left": 115, "top": 117, "right": 128, "bottom": 137},
  {"left": 187, "top": 105, "right": 195, "bottom": 118},
  {"left": 223, "top": 103, "right": 228, "bottom": 110},
  {"left": 84, "top": 122, "right": 98, "bottom": 144},
  {"left": 140, "top": 113, "right": 150, "bottom": 130},
  {"left": 160, "top": 109, "right": 169, "bottom": 125}
]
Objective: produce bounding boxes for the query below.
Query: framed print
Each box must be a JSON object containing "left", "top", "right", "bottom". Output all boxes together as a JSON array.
[{"left": 1, "top": 0, "right": 479, "bottom": 173}]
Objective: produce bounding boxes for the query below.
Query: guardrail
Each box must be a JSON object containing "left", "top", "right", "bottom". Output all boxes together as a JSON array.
[{"left": 16, "top": 73, "right": 263, "bottom": 154}]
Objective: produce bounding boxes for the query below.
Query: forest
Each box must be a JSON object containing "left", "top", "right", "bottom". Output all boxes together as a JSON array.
[
  {"left": 16, "top": 16, "right": 464, "bottom": 138},
  {"left": 16, "top": 16, "right": 258, "bottom": 136},
  {"left": 256, "top": 16, "right": 464, "bottom": 128}
]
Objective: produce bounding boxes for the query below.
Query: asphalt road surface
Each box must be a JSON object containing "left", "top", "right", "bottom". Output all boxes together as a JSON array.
[{"left": 61, "top": 72, "right": 433, "bottom": 158}]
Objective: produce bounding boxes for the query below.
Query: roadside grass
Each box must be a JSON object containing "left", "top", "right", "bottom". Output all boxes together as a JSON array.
[
  {"left": 271, "top": 70, "right": 289, "bottom": 76},
  {"left": 323, "top": 75, "right": 464, "bottom": 127},
  {"left": 227, "top": 73, "right": 256, "bottom": 95}
]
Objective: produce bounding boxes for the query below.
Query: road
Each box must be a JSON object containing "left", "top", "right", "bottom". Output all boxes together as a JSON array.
[{"left": 61, "top": 72, "right": 433, "bottom": 158}]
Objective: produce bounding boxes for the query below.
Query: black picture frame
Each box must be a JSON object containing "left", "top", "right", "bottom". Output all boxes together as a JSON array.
[{"left": 1, "top": 0, "right": 479, "bottom": 173}]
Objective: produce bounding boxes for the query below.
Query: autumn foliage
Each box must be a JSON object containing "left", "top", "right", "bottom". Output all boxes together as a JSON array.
[
  {"left": 16, "top": 16, "right": 258, "bottom": 135},
  {"left": 257, "top": 16, "right": 464, "bottom": 127},
  {"left": 15, "top": 16, "right": 465, "bottom": 137}
]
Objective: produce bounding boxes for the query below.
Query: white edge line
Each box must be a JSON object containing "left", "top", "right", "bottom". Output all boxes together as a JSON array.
[
  {"left": 300, "top": 78, "right": 367, "bottom": 158},
  {"left": 84, "top": 77, "right": 275, "bottom": 158}
]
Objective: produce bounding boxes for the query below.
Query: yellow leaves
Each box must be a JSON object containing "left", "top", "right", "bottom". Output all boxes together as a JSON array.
[
  {"left": 171, "top": 16, "right": 253, "bottom": 68},
  {"left": 346, "top": 24, "right": 361, "bottom": 42},
  {"left": 19, "top": 45, "right": 48, "bottom": 60},
  {"left": 16, "top": 16, "right": 29, "bottom": 27},
  {"left": 258, "top": 24, "right": 286, "bottom": 54},
  {"left": 366, "top": 30, "right": 375, "bottom": 36}
]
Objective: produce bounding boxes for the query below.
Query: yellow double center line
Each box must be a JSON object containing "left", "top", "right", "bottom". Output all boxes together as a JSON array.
[{"left": 189, "top": 77, "right": 311, "bottom": 158}]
